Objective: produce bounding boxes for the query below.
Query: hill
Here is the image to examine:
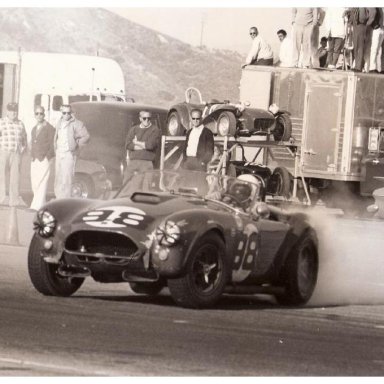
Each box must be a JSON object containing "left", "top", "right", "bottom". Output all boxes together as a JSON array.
[{"left": 0, "top": 7, "right": 243, "bottom": 107}]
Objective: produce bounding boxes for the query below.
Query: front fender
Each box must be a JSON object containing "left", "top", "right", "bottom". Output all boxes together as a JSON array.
[{"left": 151, "top": 221, "right": 226, "bottom": 277}]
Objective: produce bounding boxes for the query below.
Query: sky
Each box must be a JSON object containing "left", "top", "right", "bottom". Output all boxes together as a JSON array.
[
  {"left": 108, "top": 7, "right": 292, "bottom": 55},
  {"left": 3, "top": 1, "right": 378, "bottom": 57}
]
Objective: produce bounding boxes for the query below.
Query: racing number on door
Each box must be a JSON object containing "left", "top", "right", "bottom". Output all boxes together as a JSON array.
[{"left": 232, "top": 223, "right": 259, "bottom": 282}]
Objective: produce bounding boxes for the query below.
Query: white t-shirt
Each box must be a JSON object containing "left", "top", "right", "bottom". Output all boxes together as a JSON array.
[
  {"left": 278, "top": 37, "right": 294, "bottom": 67},
  {"left": 186, "top": 125, "right": 203, "bottom": 157}
]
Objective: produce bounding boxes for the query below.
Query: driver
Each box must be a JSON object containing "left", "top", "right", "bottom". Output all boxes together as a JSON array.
[{"left": 223, "top": 174, "right": 262, "bottom": 212}]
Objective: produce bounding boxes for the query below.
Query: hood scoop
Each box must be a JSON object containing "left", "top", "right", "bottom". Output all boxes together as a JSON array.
[{"left": 130, "top": 192, "right": 173, "bottom": 205}]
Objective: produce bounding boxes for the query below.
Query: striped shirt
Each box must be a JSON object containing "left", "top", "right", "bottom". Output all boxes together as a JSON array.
[{"left": 0, "top": 117, "right": 27, "bottom": 152}]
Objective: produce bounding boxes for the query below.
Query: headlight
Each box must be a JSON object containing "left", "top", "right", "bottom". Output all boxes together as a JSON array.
[
  {"left": 155, "top": 221, "right": 181, "bottom": 246},
  {"left": 33, "top": 210, "right": 57, "bottom": 238}
]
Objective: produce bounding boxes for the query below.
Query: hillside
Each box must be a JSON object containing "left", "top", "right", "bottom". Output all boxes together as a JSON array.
[{"left": 0, "top": 7, "right": 243, "bottom": 107}]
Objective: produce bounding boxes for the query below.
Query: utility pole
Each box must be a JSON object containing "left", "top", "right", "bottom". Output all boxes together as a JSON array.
[{"left": 199, "top": 13, "right": 205, "bottom": 48}]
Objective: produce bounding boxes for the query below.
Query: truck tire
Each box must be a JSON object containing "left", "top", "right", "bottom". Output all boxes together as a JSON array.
[
  {"left": 71, "top": 174, "right": 95, "bottom": 199},
  {"left": 28, "top": 234, "right": 84, "bottom": 297},
  {"left": 275, "top": 232, "right": 318, "bottom": 306},
  {"left": 167, "top": 233, "right": 227, "bottom": 308}
]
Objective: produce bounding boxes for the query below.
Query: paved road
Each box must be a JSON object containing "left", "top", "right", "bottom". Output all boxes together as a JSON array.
[{"left": 0, "top": 242, "right": 384, "bottom": 376}]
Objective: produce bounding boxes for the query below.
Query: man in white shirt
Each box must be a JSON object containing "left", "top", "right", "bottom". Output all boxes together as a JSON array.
[
  {"left": 242, "top": 26, "right": 274, "bottom": 68},
  {"left": 183, "top": 109, "right": 214, "bottom": 171},
  {"left": 276, "top": 29, "right": 294, "bottom": 67}
]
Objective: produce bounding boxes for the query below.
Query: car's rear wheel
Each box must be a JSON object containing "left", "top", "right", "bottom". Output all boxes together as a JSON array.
[
  {"left": 167, "top": 233, "right": 227, "bottom": 308},
  {"left": 28, "top": 234, "right": 84, "bottom": 296},
  {"left": 129, "top": 281, "right": 164, "bottom": 296},
  {"left": 272, "top": 112, "right": 292, "bottom": 141},
  {"left": 216, "top": 111, "right": 237, "bottom": 136},
  {"left": 275, "top": 232, "right": 318, "bottom": 306},
  {"left": 167, "top": 111, "right": 185, "bottom": 136}
]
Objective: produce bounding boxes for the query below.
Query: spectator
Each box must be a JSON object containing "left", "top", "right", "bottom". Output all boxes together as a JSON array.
[
  {"left": 367, "top": 8, "right": 384, "bottom": 73},
  {"left": 183, "top": 109, "right": 214, "bottom": 171},
  {"left": 324, "top": 8, "right": 347, "bottom": 69},
  {"left": 54, "top": 104, "right": 90, "bottom": 199},
  {"left": 346, "top": 8, "right": 377, "bottom": 72},
  {"left": 0, "top": 102, "right": 27, "bottom": 207},
  {"left": 311, "top": 8, "right": 326, "bottom": 68},
  {"left": 276, "top": 29, "right": 294, "bottom": 67},
  {"left": 242, "top": 26, "right": 274, "bottom": 68},
  {"left": 317, "top": 37, "right": 329, "bottom": 67},
  {"left": 124, "top": 110, "right": 161, "bottom": 183},
  {"left": 30, "top": 106, "right": 55, "bottom": 210},
  {"left": 292, "top": 8, "right": 319, "bottom": 68}
]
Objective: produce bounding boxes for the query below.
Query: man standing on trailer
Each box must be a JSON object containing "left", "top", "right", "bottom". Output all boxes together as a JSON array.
[
  {"left": 0, "top": 102, "right": 27, "bottom": 207},
  {"left": 292, "top": 7, "right": 319, "bottom": 68},
  {"left": 54, "top": 104, "right": 90, "bottom": 199}
]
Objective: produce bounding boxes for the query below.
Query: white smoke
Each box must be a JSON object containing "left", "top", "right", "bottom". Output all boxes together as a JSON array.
[{"left": 307, "top": 209, "right": 384, "bottom": 306}]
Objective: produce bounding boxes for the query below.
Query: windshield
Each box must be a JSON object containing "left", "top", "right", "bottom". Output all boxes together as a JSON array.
[{"left": 116, "top": 170, "right": 262, "bottom": 210}]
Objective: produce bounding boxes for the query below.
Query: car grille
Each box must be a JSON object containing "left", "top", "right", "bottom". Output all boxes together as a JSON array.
[{"left": 65, "top": 231, "right": 139, "bottom": 265}]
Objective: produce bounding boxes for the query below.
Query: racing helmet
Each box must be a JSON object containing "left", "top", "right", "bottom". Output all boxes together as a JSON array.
[
  {"left": 226, "top": 174, "right": 260, "bottom": 206},
  {"left": 235, "top": 174, "right": 262, "bottom": 203}
]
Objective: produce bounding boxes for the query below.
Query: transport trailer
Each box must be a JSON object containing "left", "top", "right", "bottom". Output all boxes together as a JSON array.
[{"left": 240, "top": 66, "right": 384, "bottom": 209}]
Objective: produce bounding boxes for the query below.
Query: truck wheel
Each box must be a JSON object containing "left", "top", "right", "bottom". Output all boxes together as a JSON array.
[
  {"left": 271, "top": 167, "right": 292, "bottom": 198},
  {"left": 129, "top": 281, "right": 164, "bottom": 296},
  {"left": 28, "top": 234, "right": 84, "bottom": 297},
  {"left": 216, "top": 111, "right": 237, "bottom": 136},
  {"left": 167, "top": 111, "right": 185, "bottom": 136},
  {"left": 167, "top": 233, "right": 227, "bottom": 308},
  {"left": 276, "top": 232, "right": 318, "bottom": 306},
  {"left": 71, "top": 174, "right": 95, "bottom": 199},
  {"left": 273, "top": 112, "right": 292, "bottom": 141}
]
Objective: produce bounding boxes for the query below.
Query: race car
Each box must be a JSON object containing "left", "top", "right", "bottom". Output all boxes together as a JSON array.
[
  {"left": 166, "top": 87, "right": 292, "bottom": 141},
  {"left": 28, "top": 170, "right": 318, "bottom": 309}
]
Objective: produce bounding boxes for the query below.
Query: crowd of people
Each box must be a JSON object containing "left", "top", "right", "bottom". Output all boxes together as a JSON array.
[
  {"left": 0, "top": 103, "right": 90, "bottom": 211},
  {"left": 243, "top": 7, "right": 384, "bottom": 73}
]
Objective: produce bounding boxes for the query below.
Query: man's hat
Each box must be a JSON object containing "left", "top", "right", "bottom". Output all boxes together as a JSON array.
[{"left": 6, "top": 102, "right": 18, "bottom": 112}]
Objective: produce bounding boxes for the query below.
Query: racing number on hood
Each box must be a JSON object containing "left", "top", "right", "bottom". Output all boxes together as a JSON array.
[{"left": 82, "top": 206, "right": 148, "bottom": 228}]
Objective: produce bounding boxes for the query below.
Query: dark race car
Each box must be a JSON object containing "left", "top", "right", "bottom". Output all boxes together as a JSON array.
[
  {"left": 166, "top": 87, "right": 292, "bottom": 141},
  {"left": 28, "top": 170, "right": 318, "bottom": 309}
]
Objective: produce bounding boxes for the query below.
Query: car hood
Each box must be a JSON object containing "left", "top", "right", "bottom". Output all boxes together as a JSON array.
[{"left": 66, "top": 193, "right": 218, "bottom": 244}]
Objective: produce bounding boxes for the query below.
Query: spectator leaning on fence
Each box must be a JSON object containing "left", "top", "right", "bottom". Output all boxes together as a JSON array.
[
  {"left": 123, "top": 110, "right": 161, "bottom": 184},
  {"left": 0, "top": 102, "right": 27, "bottom": 207}
]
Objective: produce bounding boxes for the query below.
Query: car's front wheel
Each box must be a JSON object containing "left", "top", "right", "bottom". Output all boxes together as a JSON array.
[
  {"left": 167, "top": 111, "right": 185, "bottom": 136},
  {"left": 167, "top": 233, "right": 227, "bottom": 308},
  {"left": 28, "top": 234, "right": 84, "bottom": 296},
  {"left": 216, "top": 111, "right": 237, "bottom": 136},
  {"left": 275, "top": 232, "right": 318, "bottom": 306}
]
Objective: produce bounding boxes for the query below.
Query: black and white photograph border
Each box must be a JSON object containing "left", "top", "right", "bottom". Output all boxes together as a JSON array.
[{"left": 0, "top": 0, "right": 383, "bottom": 380}]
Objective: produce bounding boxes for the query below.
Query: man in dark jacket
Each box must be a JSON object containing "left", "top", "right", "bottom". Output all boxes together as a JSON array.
[
  {"left": 30, "top": 106, "right": 55, "bottom": 210},
  {"left": 183, "top": 109, "right": 214, "bottom": 172},
  {"left": 124, "top": 110, "right": 161, "bottom": 183}
]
